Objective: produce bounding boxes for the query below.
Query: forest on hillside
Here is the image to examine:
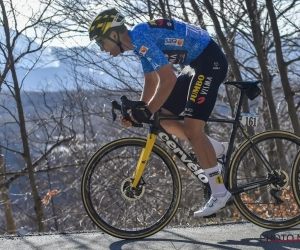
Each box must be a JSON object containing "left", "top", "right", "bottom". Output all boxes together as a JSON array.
[{"left": 0, "top": 0, "right": 300, "bottom": 234}]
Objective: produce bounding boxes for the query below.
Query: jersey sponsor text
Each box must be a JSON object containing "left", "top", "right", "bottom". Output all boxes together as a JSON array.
[
  {"left": 189, "top": 74, "right": 205, "bottom": 102},
  {"left": 165, "top": 38, "right": 184, "bottom": 46}
]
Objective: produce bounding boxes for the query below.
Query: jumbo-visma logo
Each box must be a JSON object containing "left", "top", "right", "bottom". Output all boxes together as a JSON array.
[
  {"left": 190, "top": 74, "right": 205, "bottom": 102},
  {"left": 165, "top": 38, "right": 184, "bottom": 46}
]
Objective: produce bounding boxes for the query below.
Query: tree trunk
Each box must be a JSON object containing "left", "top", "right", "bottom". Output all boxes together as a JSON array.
[
  {"left": 180, "top": 0, "right": 190, "bottom": 23},
  {"left": 158, "top": 0, "right": 167, "bottom": 18},
  {"left": 245, "top": 0, "right": 280, "bottom": 131},
  {"left": 189, "top": 0, "right": 207, "bottom": 30},
  {"left": 12, "top": 68, "right": 45, "bottom": 232},
  {"left": 265, "top": 0, "right": 300, "bottom": 135},
  {"left": 0, "top": 147, "right": 16, "bottom": 234},
  {"left": 246, "top": 0, "right": 286, "bottom": 168},
  {"left": 1, "top": 2, "right": 44, "bottom": 231},
  {"left": 203, "top": 0, "right": 255, "bottom": 138},
  {"left": 147, "top": 0, "right": 153, "bottom": 20}
]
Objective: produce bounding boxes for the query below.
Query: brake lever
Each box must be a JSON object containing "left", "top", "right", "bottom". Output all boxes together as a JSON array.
[
  {"left": 111, "top": 97, "right": 143, "bottom": 128},
  {"left": 111, "top": 108, "right": 116, "bottom": 122},
  {"left": 111, "top": 100, "right": 121, "bottom": 123}
]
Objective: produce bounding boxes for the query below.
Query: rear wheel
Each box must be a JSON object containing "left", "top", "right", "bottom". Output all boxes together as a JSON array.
[
  {"left": 229, "top": 130, "right": 300, "bottom": 229},
  {"left": 292, "top": 150, "right": 300, "bottom": 210},
  {"left": 81, "top": 138, "right": 182, "bottom": 239}
]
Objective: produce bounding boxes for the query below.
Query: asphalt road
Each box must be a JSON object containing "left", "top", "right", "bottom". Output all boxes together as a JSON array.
[{"left": 1, "top": 223, "right": 300, "bottom": 250}]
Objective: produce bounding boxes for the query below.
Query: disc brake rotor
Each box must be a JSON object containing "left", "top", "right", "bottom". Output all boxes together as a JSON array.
[
  {"left": 121, "top": 178, "right": 145, "bottom": 201},
  {"left": 270, "top": 170, "right": 289, "bottom": 190}
]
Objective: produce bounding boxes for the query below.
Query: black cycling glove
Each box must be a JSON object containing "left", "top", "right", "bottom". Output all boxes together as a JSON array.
[{"left": 131, "top": 101, "right": 152, "bottom": 124}]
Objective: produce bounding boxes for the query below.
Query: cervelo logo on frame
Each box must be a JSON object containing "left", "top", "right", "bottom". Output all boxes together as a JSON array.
[
  {"left": 165, "top": 38, "right": 184, "bottom": 46},
  {"left": 139, "top": 46, "right": 148, "bottom": 56},
  {"left": 158, "top": 132, "right": 208, "bottom": 183}
]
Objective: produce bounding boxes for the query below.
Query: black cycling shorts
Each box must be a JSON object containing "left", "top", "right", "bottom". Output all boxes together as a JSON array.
[{"left": 161, "top": 39, "right": 228, "bottom": 121}]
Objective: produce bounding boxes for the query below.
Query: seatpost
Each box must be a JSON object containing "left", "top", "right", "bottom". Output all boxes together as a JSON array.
[{"left": 234, "top": 90, "right": 247, "bottom": 121}]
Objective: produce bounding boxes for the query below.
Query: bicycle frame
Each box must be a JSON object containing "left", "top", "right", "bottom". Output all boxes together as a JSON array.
[{"left": 131, "top": 89, "right": 279, "bottom": 193}]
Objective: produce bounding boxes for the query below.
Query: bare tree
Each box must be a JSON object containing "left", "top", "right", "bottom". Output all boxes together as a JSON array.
[
  {"left": 243, "top": 0, "right": 280, "bottom": 132},
  {"left": 1, "top": 0, "right": 45, "bottom": 231},
  {"left": 147, "top": 0, "right": 154, "bottom": 20},
  {"left": 0, "top": 146, "right": 16, "bottom": 234},
  {"left": 265, "top": 0, "right": 300, "bottom": 135},
  {"left": 0, "top": 0, "right": 84, "bottom": 232}
]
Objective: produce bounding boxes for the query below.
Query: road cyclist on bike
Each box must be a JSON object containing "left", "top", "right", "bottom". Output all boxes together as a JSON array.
[{"left": 88, "top": 8, "right": 233, "bottom": 217}]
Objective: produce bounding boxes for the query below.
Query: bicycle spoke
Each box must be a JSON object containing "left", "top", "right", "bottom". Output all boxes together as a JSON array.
[
  {"left": 144, "top": 190, "right": 172, "bottom": 205},
  {"left": 104, "top": 154, "right": 130, "bottom": 180},
  {"left": 136, "top": 198, "right": 161, "bottom": 224},
  {"left": 112, "top": 199, "right": 128, "bottom": 228},
  {"left": 82, "top": 139, "right": 180, "bottom": 238},
  {"left": 231, "top": 132, "right": 300, "bottom": 228},
  {"left": 98, "top": 194, "right": 122, "bottom": 213}
]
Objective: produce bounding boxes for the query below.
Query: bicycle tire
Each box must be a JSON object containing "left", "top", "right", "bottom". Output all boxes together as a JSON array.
[
  {"left": 229, "top": 130, "right": 300, "bottom": 229},
  {"left": 291, "top": 148, "right": 300, "bottom": 209},
  {"left": 81, "top": 138, "right": 182, "bottom": 239}
]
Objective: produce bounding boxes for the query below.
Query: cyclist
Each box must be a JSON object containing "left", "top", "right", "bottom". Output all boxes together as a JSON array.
[{"left": 88, "top": 8, "right": 232, "bottom": 217}]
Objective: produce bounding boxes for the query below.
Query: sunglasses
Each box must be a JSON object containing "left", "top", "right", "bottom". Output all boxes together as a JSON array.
[{"left": 95, "top": 39, "right": 104, "bottom": 48}]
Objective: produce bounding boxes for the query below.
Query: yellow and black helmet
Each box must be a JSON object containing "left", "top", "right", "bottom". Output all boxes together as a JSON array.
[{"left": 89, "top": 8, "right": 125, "bottom": 41}]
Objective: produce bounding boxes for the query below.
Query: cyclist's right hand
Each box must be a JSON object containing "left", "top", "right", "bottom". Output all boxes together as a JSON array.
[{"left": 119, "top": 115, "right": 132, "bottom": 128}]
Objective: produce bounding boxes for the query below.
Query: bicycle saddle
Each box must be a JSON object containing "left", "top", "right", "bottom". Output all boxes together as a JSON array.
[{"left": 224, "top": 80, "right": 262, "bottom": 89}]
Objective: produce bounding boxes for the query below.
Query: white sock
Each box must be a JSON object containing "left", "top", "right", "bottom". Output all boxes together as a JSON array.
[
  {"left": 204, "top": 164, "right": 227, "bottom": 197},
  {"left": 207, "top": 136, "right": 224, "bottom": 158}
]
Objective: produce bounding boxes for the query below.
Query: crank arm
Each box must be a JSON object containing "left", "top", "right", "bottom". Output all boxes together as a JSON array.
[{"left": 270, "top": 189, "right": 283, "bottom": 204}]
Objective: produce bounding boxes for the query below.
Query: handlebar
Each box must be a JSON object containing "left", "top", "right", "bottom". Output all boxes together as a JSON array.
[
  {"left": 111, "top": 95, "right": 184, "bottom": 128},
  {"left": 111, "top": 95, "right": 147, "bottom": 127}
]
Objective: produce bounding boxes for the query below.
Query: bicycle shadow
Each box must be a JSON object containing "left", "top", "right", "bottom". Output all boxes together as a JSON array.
[
  {"left": 109, "top": 227, "right": 300, "bottom": 250},
  {"left": 109, "top": 229, "right": 240, "bottom": 250}
]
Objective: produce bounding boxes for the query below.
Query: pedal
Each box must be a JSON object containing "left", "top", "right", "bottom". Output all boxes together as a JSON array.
[
  {"left": 270, "top": 189, "right": 283, "bottom": 204},
  {"left": 226, "top": 200, "right": 234, "bottom": 206},
  {"left": 203, "top": 213, "right": 216, "bottom": 218}
]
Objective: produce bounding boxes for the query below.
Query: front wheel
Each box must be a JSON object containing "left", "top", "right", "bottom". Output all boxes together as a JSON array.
[
  {"left": 81, "top": 138, "right": 182, "bottom": 239},
  {"left": 229, "top": 130, "right": 300, "bottom": 229}
]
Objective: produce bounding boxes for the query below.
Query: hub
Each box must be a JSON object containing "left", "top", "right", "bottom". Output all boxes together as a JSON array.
[
  {"left": 270, "top": 170, "right": 289, "bottom": 190},
  {"left": 121, "top": 178, "right": 145, "bottom": 201}
]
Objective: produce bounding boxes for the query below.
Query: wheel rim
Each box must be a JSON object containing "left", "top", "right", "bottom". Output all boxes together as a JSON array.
[
  {"left": 82, "top": 140, "right": 181, "bottom": 237},
  {"left": 231, "top": 133, "right": 300, "bottom": 227}
]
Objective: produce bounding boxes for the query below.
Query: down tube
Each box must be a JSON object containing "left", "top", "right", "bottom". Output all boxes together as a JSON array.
[{"left": 157, "top": 130, "right": 210, "bottom": 188}]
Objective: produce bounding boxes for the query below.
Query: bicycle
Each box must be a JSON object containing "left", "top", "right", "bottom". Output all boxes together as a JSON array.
[{"left": 81, "top": 79, "right": 300, "bottom": 239}]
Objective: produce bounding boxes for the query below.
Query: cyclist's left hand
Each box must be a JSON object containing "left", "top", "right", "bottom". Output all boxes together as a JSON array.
[
  {"left": 119, "top": 115, "right": 132, "bottom": 127},
  {"left": 131, "top": 102, "right": 152, "bottom": 124}
]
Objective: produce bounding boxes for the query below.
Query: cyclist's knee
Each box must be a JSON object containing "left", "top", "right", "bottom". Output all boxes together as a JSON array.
[{"left": 184, "top": 128, "right": 204, "bottom": 141}]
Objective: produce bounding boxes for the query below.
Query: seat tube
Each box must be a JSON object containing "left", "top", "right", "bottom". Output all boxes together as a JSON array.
[
  {"left": 234, "top": 91, "right": 246, "bottom": 121},
  {"left": 132, "top": 133, "right": 157, "bottom": 188}
]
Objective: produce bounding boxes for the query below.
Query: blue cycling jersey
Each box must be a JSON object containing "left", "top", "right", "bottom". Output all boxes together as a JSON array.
[{"left": 128, "top": 19, "right": 211, "bottom": 73}]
